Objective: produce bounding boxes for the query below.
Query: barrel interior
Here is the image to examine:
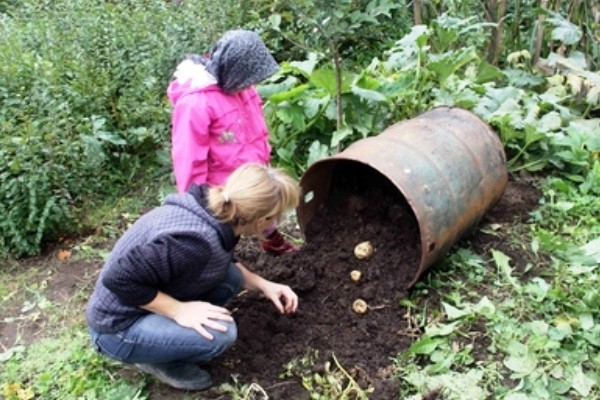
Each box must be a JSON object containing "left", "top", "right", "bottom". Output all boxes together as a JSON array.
[{"left": 299, "top": 160, "right": 423, "bottom": 289}]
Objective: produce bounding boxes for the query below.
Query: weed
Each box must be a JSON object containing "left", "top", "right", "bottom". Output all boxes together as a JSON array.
[{"left": 390, "top": 177, "right": 600, "bottom": 399}]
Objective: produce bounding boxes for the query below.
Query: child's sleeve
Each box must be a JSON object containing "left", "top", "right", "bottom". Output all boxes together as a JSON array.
[{"left": 171, "top": 95, "right": 211, "bottom": 192}]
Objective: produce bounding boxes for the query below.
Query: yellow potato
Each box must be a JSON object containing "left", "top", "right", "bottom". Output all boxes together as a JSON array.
[
  {"left": 350, "top": 270, "right": 362, "bottom": 282},
  {"left": 354, "top": 241, "right": 373, "bottom": 259},
  {"left": 352, "top": 299, "right": 368, "bottom": 314}
]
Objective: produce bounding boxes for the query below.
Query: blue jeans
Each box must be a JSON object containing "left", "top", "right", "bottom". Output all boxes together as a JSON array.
[{"left": 89, "top": 263, "right": 243, "bottom": 365}]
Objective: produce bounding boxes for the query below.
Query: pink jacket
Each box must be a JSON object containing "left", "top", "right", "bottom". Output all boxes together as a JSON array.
[{"left": 167, "top": 61, "right": 271, "bottom": 192}]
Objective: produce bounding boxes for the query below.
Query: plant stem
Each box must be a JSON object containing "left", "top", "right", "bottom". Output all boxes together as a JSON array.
[
  {"left": 331, "top": 353, "right": 369, "bottom": 400},
  {"left": 533, "top": 0, "right": 549, "bottom": 66}
]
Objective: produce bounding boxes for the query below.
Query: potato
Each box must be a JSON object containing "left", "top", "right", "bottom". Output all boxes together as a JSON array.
[
  {"left": 352, "top": 299, "right": 368, "bottom": 314},
  {"left": 349, "top": 270, "right": 362, "bottom": 282},
  {"left": 354, "top": 241, "right": 373, "bottom": 259}
]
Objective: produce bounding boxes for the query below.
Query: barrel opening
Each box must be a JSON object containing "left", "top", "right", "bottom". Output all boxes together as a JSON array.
[{"left": 299, "top": 160, "right": 423, "bottom": 288}]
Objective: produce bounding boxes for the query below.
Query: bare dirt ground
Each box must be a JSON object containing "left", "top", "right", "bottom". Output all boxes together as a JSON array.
[{"left": 0, "top": 168, "right": 541, "bottom": 399}]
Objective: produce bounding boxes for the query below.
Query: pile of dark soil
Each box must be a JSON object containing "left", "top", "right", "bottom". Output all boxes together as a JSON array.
[
  {"left": 215, "top": 165, "right": 421, "bottom": 399},
  {"left": 143, "top": 166, "right": 541, "bottom": 400}
]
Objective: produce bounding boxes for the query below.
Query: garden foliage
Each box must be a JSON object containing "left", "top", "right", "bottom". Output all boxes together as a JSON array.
[
  {"left": 0, "top": 0, "right": 598, "bottom": 260},
  {"left": 1, "top": 1, "right": 600, "bottom": 399},
  {"left": 0, "top": 0, "right": 237, "bottom": 257},
  {"left": 261, "top": 18, "right": 599, "bottom": 182}
]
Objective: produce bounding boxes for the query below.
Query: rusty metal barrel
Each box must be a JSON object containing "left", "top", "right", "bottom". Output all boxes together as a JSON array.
[{"left": 296, "top": 106, "right": 508, "bottom": 288}]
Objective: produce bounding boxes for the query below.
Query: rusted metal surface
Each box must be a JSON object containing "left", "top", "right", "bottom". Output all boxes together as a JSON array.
[{"left": 297, "top": 106, "right": 508, "bottom": 288}]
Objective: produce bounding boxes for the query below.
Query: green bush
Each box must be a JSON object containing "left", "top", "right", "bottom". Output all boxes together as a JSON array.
[
  {"left": 240, "top": 0, "right": 412, "bottom": 67},
  {"left": 0, "top": 0, "right": 239, "bottom": 258}
]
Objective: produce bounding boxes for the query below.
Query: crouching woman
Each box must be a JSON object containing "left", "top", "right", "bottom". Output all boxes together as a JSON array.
[{"left": 85, "top": 163, "right": 300, "bottom": 391}]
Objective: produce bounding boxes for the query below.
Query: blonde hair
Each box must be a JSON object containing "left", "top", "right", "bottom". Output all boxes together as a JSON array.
[{"left": 207, "top": 163, "right": 300, "bottom": 227}]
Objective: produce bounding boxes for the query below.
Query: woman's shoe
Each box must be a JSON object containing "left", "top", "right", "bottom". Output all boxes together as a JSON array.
[{"left": 135, "top": 362, "right": 212, "bottom": 391}]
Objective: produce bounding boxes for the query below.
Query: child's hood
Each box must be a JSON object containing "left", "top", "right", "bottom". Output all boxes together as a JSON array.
[
  {"left": 167, "top": 60, "right": 218, "bottom": 105},
  {"left": 205, "top": 30, "right": 279, "bottom": 94}
]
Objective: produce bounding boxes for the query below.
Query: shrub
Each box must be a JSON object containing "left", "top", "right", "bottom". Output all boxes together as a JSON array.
[{"left": 0, "top": 0, "right": 237, "bottom": 257}]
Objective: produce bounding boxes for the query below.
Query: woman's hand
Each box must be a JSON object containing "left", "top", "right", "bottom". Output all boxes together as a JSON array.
[
  {"left": 259, "top": 281, "right": 298, "bottom": 314},
  {"left": 172, "top": 301, "right": 234, "bottom": 340},
  {"left": 236, "top": 262, "right": 299, "bottom": 314}
]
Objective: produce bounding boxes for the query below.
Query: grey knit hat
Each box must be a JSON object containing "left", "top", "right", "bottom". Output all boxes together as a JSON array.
[{"left": 205, "top": 30, "right": 280, "bottom": 94}]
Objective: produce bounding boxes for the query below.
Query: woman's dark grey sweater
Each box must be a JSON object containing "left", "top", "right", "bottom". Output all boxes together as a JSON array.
[{"left": 85, "top": 185, "right": 237, "bottom": 333}]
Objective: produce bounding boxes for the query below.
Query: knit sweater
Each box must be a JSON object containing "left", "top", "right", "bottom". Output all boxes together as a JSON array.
[
  {"left": 85, "top": 185, "right": 238, "bottom": 333},
  {"left": 205, "top": 29, "right": 280, "bottom": 94}
]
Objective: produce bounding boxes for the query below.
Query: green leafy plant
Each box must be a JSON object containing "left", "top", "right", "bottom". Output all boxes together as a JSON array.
[
  {"left": 0, "top": 0, "right": 233, "bottom": 258},
  {"left": 262, "top": 19, "right": 503, "bottom": 175},
  {"left": 392, "top": 175, "right": 600, "bottom": 399},
  {"left": 215, "top": 375, "right": 269, "bottom": 400}
]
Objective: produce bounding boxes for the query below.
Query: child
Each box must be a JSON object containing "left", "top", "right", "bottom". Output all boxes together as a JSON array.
[
  {"left": 167, "top": 29, "right": 298, "bottom": 254},
  {"left": 86, "top": 163, "right": 300, "bottom": 391}
]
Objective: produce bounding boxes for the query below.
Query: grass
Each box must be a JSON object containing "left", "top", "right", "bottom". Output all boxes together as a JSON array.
[
  {"left": 0, "top": 174, "right": 173, "bottom": 400},
  {"left": 2, "top": 328, "right": 147, "bottom": 399},
  {"left": 0, "top": 264, "right": 146, "bottom": 400},
  {"left": 1, "top": 174, "right": 599, "bottom": 399},
  {"left": 0, "top": 262, "right": 41, "bottom": 309}
]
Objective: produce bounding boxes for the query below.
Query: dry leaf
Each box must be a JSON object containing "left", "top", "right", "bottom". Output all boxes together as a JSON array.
[{"left": 57, "top": 249, "right": 72, "bottom": 261}]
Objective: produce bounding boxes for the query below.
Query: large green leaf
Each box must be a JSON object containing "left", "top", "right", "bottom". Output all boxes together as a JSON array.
[
  {"left": 544, "top": 11, "right": 583, "bottom": 45},
  {"left": 409, "top": 336, "right": 445, "bottom": 355},
  {"left": 428, "top": 47, "right": 479, "bottom": 83},
  {"left": 309, "top": 68, "right": 352, "bottom": 95},
  {"left": 580, "top": 237, "right": 600, "bottom": 262}
]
